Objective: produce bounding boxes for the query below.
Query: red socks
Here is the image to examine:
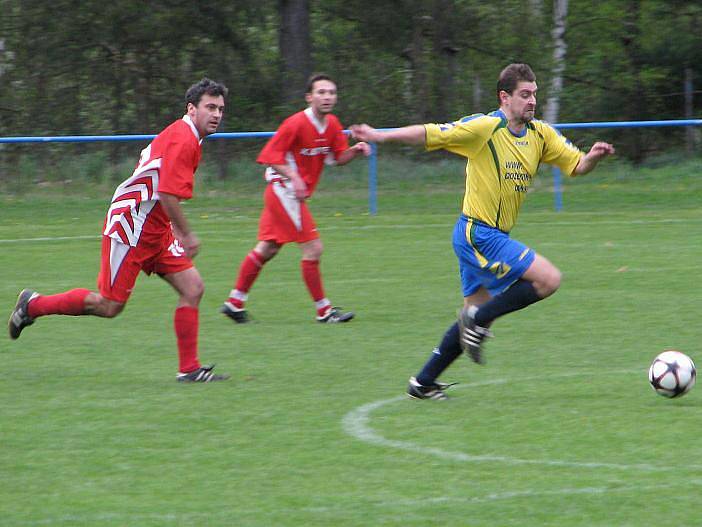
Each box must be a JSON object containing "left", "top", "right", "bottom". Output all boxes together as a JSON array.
[
  {"left": 174, "top": 306, "right": 200, "bottom": 373},
  {"left": 227, "top": 254, "right": 332, "bottom": 317},
  {"left": 227, "top": 250, "right": 265, "bottom": 308},
  {"left": 28, "top": 288, "right": 91, "bottom": 318},
  {"left": 26, "top": 289, "right": 201, "bottom": 374},
  {"left": 301, "top": 259, "right": 331, "bottom": 316}
]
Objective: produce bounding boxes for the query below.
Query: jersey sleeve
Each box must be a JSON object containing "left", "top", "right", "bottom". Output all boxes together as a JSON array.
[
  {"left": 424, "top": 114, "right": 499, "bottom": 158},
  {"left": 331, "top": 116, "right": 350, "bottom": 158},
  {"left": 157, "top": 138, "right": 197, "bottom": 200},
  {"left": 539, "top": 122, "right": 583, "bottom": 177},
  {"left": 257, "top": 118, "right": 298, "bottom": 165}
]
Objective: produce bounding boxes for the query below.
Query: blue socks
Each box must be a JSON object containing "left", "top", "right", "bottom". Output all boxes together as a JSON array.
[
  {"left": 474, "top": 279, "right": 541, "bottom": 327},
  {"left": 416, "top": 322, "right": 462, "bottom": 386},
  {"left": 415, "top": 280, "right": 543, "bottom": 386}
]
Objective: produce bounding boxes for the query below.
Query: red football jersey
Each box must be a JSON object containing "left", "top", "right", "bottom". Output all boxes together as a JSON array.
[
  {"left": 104, "top": 116, "right": 202, "bottom": 246},
  {"left": 257, "top": 108, "right": 349, "bottom": 195}
]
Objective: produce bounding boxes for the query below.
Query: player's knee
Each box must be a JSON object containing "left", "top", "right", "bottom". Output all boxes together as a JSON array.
[
  {"left": 254, "top": 242, "right": 280, "bottom": 261},
  {"left": 305, "top": 248, "right": 322, "bottom": 260},
  {"left": 263, "top": 246, "right": 280, "bottom": 260},
  {"left": 195, "top": 280, "right": 205, "bottom": 301},
  {"left": 185, "top": 277, "right": 205, "bottom": 304},
  {"left": 540, "top": 268, "right": 562, "bottom": 297},
  {"left": 302, "top": 241, "right": 323, "bottom": 260},
  {"left": 101, "top": 300, "right": 125, "bottom": 318}
]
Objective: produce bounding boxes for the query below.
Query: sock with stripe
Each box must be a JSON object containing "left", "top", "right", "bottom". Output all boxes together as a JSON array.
[
  {"left": 416, "top": 322, "right": 462, "bottom": 386},
  {"left": 27, "top": 288, "right": 91, "bottom": 318},
  {"left": 227, "top": 250, "right": 265, "bottom": 308},
  {"left": 474, "top": 279, "right": 541, "bottom": 326},
  {"left": 175, "top": 306, "right": 200, "bottom": 373}
]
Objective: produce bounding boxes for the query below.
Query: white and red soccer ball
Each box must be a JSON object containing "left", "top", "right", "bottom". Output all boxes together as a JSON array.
[{"left": 648, "top": 350, "right": 696, "bottom": 398}]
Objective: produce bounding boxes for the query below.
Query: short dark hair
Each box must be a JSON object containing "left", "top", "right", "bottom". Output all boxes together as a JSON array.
[
  {"left": 185, "top": 78, "right": 228, "bottom": 109},
  {"left": 306, "top": 73, "right": 335, "bottom": 94},
  {"left": 496, "top": 64, "right": 536, "bottom": 105}
]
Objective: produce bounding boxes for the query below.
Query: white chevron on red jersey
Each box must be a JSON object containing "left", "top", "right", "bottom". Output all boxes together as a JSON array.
[{"left": 104, "top": 116, "right": 202, "bottom": 246}]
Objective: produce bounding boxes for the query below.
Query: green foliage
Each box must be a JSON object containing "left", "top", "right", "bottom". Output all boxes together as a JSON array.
[{"left": 0, "top": 0, "right": 700, "bottom": 173}]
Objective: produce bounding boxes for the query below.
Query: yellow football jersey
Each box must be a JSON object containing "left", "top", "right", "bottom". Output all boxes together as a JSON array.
[{"left": 424, "top": 110, "right": 583, "bottom": 232}]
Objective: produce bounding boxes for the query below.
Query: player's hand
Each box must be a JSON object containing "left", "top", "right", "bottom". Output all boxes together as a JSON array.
[
  {"left": 291, "top": 176, "right": 308, "bottom": 201},
  {"left": 352, "top": 141, "right": 372, "bottom": 157},
  {"left": 587, "top": 142, "right": 615, "bottom": 160},
  {"left": 180, "top": 232, "right": 201, "bottom": 259},
  {"left": 350, "top": 124, "right": 379, "bottom": 143}
]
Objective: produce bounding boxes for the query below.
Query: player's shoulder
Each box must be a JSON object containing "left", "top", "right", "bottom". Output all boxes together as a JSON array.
[
  {"left": 151, "top": 119, "right": 200, "bottom": 158},
  {"left": 453, "top": 111, "right": 506, "bottom": 136},
  {"left": 526, "top": 118, "right": 559, "bottom": 138},
  {"left": 272, "top": 110, "right": 308, "bottom": 135},
  {"left": 432, "top": 113, "right": 485, "bottom": 131},
  {"left": 158, "top": 118, "right": 198, "bottom": 142},
  {"left": 528, "top": 119, "right": 580, "bottom": 152},
  {"left": 464, "top": 111, "right": 505, "bottom": 128}
]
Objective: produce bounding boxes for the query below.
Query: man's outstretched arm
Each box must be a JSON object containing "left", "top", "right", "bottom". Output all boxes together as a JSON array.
[
  {"left": 350, "top": 124, "right": 427, "bottom": 146},
  {"left": 336, "top": 141, "right": 372, "bottom": 165},
  {"left": 573, "top": 141, "right": 616, "bottom": 175}
]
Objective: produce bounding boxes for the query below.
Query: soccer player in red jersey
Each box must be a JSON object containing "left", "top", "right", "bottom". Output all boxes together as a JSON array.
[
  {"left": 221, "top": 73, "right": 370, "bottom": 324},
  {"left": 8, "top": 78, "right": 230, "bottom": 382}
]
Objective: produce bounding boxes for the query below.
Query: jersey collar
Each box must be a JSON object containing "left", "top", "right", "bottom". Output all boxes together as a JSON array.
[
  {"left": 304, "top": 107, "right": 328, "bottom": 134},
  {"left": 182, "top": 115, "right": 203, "bottom": 144},
  {"left": 493, "top": 109, "right": 528, "bottom": 138}
]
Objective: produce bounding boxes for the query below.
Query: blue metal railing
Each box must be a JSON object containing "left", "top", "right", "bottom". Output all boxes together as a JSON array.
[
  {"left": 551, "top": 119, "right": 701, "bottom": 211},
  {"left": 2, "top": 119, "right": 701, "bottom": 214}
]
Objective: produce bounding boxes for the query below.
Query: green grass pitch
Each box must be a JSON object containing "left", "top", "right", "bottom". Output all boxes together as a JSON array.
[{"left": 1, "top": 158, "right": 701, "bottom": 526}]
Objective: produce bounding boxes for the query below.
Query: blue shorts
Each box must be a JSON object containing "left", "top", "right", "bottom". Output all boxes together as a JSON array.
[{"left": 452, "top": 215, "right": 535, "bottom": 297}]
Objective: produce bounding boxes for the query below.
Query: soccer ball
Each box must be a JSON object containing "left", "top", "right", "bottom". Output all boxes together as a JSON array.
[{"left": 648, "top": 351, "right": 696, "bottom": 398}]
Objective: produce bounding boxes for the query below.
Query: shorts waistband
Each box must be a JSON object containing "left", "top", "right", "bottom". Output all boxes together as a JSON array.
[{"left": 460, "top": 214, "right": 509, "bottom": 234}]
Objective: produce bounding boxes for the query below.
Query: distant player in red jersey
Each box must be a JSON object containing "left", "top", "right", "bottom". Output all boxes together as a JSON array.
[
  {"left": 221, "top": 73, "right": 370, "bottom": 324},
  {"left": 8, "top": 78, "right": 230, "bottom": 382}
]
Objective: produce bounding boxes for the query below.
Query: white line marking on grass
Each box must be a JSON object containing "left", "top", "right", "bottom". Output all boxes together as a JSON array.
[
  {"left": 361, "top": 481, "right": 702, "bottom": 509},
  {"left": 23, "top": 480, "right": 702, "bottom": 523},
  {"left": 342, "top": 373, "right": 701, "bottom": 473},
  {"left": 0, "top": 235, "right": 98, "bottom": 244}
]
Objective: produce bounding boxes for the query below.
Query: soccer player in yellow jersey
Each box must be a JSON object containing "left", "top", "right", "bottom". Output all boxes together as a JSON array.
[{"left": 351, "top": 63, "right": 615, "bottom": 400}]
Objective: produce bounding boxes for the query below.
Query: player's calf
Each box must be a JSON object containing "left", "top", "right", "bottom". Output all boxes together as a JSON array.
[{"left": 458, "top": 305, "right": 492, "bottom": 364}]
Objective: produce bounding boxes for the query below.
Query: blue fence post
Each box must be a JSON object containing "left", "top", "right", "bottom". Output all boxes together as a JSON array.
[
  {"left": 368, "top": 142, "right": 378, "bottom": 215},
  {"left": 553, "top": 167, "right": 563, "bottom": 212}
]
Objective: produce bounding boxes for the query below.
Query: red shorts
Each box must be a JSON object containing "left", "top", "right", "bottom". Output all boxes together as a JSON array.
[
  {"left": 258, "top": 181, "right": 319, "bottom": 244},
  {"left": 97, "top": 230, "right": 193, "bottom": 303}
]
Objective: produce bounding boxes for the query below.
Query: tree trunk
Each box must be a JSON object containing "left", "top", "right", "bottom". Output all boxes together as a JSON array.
[
  {"left": 472, "top": 73, "right": 482, "bottom": 110},
  {"left": 432, "top": 0, "right": 458, "bottom": 119},
  {"left": 402, "top": 11, "right": 432, "bottom": 122},
  {"left": 543, "top": 0, "right": 568, "bottom": 124},
  {"left": 279, "top": 0, "right": 312, "bottom": 104},
  {"left": 623, "top": 1, "right": 644, "bottom": 164}
]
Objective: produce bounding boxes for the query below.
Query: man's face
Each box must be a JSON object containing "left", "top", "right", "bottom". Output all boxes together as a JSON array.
[
  {"left": 188, "top": 94, "right": 225, "bottom": 137},
  {"left": 502, "top": 81, "right": 537, "bottom": 123},
  {"left": 305, "top": 80, "right": 337, "bottom": 116}
]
